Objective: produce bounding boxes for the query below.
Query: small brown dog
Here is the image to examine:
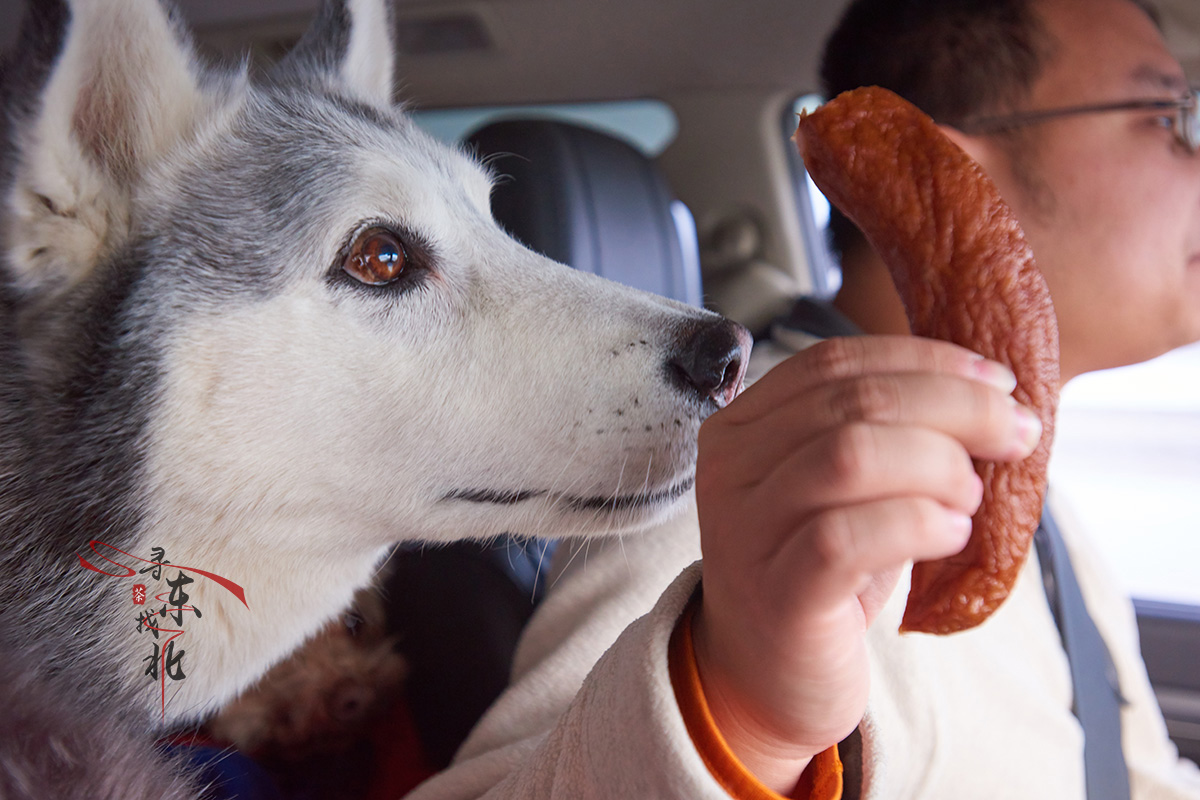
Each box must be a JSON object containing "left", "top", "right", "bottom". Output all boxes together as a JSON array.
[{"left": 205, "top": 582, "right": 407, "bottom": 763}]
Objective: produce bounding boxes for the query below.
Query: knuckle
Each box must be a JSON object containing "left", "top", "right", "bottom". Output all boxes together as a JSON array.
[
  {"left": 807, "top": 512, "right": 858, "bottom": 571},
  {"left": 928, "top": 433, "right": 981, "bottom": 512},
  {"left": 909, "top": 497, "right": 947, "bottom": 536},
  {"left": 825, "top": 422, "right": 878, "bottom": 488},
  {"left": 829, "top": 375, "right": 903, "bottom": 423},
  {"left": 978, "top": 381, "right": 1013, "bottom": 429},
  {"left": 804, "top": 337, "right": 864, "bottom": 382}
]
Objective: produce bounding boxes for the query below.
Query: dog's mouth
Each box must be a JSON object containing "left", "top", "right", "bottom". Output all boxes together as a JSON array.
[{"left": 443, "top": 474, "right": 695, "bottom": 514}]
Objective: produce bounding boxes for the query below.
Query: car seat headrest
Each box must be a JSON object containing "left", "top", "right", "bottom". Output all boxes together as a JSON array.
[{"left": 467, "top": 119, "right": 702, "bottom": 306}]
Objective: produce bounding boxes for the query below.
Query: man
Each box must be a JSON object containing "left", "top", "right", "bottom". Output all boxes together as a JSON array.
[
  {"left": 691, "top": 0, "right": 1200, "bottom": 795},
  {"left": 412, "top": 0, "right": 1200, "bottom": 797}
]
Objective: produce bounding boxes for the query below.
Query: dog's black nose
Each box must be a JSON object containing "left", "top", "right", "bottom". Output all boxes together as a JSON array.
[{"left": 669, "top": 318, "right": 752, "bottom": 408}]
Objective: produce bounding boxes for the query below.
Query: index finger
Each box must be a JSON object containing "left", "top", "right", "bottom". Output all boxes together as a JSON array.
[{"left": 728, "top": 336, "right": 1017, "bottom": 426}]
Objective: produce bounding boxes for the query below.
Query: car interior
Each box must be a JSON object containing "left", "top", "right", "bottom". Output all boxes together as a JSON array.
[{"left": 1, "top": 0, "right": 1199, "bottom": 785}]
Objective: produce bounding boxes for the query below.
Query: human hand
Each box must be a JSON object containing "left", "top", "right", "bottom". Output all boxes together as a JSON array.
[{"left": 691, "top": 336, "right": 1043, "bottom": 793}]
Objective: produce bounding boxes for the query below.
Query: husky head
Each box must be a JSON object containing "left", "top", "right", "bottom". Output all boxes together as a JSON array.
[{"left": 2, "top": 0, "right": 748, "bottom": 717}]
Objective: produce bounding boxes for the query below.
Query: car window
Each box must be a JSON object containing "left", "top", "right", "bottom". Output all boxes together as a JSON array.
[
  {"left": 1051, "top": 342, "right": 1200, "bottom": 606},
  {"left": 787, "top": 94, "right": 1200, "bottom": 607},
  {"left": 786, "top": 95, "right": 841, "bottom": 299},
  {"left": 410, "top": 99, "right": 677, "bottom": 156}
]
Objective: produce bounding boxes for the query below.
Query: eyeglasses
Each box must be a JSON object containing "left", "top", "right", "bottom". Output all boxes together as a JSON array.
[{"left": 958, "top": 87, "right": 1200, "bottom": 154}]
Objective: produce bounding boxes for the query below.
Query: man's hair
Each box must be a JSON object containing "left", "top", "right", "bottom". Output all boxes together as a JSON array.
[
  {"left": 820, "top": 0, "right": 1050, "bottom": 128},
  {"left": 817, "top": 0, "right": 1162, "bottom": 262},
  {"left": 818, "top": 0, "right": 1053, "bottom": 261}
]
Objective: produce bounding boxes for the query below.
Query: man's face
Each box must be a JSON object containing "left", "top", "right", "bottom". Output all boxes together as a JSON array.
[{"left": 988, "top": 0, "right": 1200, "bottom": 382}]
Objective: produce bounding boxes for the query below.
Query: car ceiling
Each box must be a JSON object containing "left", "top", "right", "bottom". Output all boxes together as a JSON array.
[{"left": 1, "top": 0, "right": 1197, "bottom": 110}]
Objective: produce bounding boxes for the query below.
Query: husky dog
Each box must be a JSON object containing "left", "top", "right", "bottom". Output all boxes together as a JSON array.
[{"left": 0, "top": 0, "right": 749, "bottom": 794}]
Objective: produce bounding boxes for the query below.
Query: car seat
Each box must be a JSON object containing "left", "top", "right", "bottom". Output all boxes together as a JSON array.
[{"left": 469, "top": 118, "right": 702, "bottom": 305}]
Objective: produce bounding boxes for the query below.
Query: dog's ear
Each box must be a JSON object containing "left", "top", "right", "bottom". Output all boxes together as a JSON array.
[
  {"left": 6, "top": 0, "right": 205, "bottom": 297},
  {"left": 273, "top": 0, "right": 396, "bottom": 107}
]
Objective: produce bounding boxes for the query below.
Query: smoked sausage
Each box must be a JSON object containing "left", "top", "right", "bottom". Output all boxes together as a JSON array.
[{"left": 794, "top": 86, "right": 1059, "bottom": 634}]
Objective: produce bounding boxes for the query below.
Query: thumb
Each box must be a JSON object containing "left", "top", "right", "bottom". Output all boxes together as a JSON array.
[{"left": 859, "top": 567, "right": 905, "bottom": 627}]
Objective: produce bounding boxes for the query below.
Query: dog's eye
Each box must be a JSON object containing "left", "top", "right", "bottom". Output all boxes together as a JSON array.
[
  {"left": 343, "top": 228, "right": 407, "bottom": 285},
  {"left": 341, "top": 610, "right": 365, "bottom": 636}
]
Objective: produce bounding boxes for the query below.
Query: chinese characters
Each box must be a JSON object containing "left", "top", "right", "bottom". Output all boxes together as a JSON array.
[
  {"left": 133, "top": 549, "right": 202, "bottom": 684},
  {"left": 77, "top": 539, "right": 247, "bottom": 718}
]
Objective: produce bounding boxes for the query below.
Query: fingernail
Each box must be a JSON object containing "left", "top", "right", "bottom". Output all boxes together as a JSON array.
[
  {"left": 1012, "top": 403, "right": 1043, "bottom": 455},
  {"left": 948, "top": 510, "right": 974, "bottom": 542},
  {"left": 972, "top": 358, "right": 1018, "bottom": 393}
]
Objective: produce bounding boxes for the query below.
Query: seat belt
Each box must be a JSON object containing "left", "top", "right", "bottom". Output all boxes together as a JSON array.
[{"left": 1034, "top": 509, "right": 1131, "bottom": 800}]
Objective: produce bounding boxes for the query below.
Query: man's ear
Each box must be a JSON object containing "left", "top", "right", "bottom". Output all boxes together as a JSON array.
[
  {"left": 272, "top": 0, "right": 396, "bottom": 107},
  {"left": 936, "top": 123, "right": 1022, "bottom": 195},
  {"left": 938, "top": 123, "right": 1049, "bottom": 220},
  {"left": 938, "top": 123, "right": 1007, "bottom": 181},
  {"left": 7, "top": 0, "right": 205, "bottom": 297}
]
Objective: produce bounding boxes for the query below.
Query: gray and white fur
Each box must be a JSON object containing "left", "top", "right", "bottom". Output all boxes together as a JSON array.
[{"left": 0, "top": 0, "right": 749, "bottom": 795}]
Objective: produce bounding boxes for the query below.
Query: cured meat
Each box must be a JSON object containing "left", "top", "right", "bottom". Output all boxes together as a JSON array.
[{"left": 795, "top": 86, "right": 1059, "bottom": 634}]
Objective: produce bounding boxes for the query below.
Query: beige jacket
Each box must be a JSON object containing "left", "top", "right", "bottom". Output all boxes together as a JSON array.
[
  {"left": 405, "top": 491, "right": 1199, "bottom": 799},
  {"left": 410, "top": 329, "right": 1200, "bottom": 798}
]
